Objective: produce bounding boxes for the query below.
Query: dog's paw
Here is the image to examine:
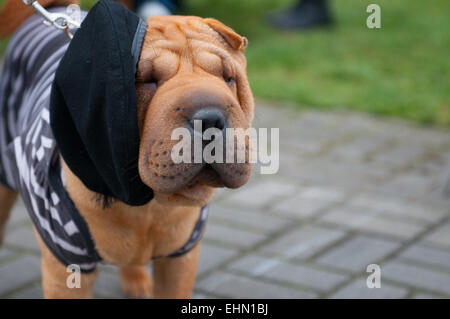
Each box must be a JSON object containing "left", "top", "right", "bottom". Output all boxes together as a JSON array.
[{"left": 120, "top": 266, "right": 153, "bottom": 299}]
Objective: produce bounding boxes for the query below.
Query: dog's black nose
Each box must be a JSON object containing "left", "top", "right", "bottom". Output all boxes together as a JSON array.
[{"left": 190, "top": 109, "right": 227, "bottom": 133}]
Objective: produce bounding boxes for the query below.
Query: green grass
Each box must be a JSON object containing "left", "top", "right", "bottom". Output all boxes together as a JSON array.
[
  {"left": 1, "top": 0, "right": 449, "bottom": 125},
  {"left": 184, "top": 0, "right": 450, "bottom": 126}
]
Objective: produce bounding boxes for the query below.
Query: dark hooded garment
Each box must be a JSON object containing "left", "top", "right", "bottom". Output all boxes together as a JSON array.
[
  {"left": 50, "top": 0, "right": 153, "bottom": 206},
  {"left": 0, "top": 0, "right": 208, "bottom": 272}
]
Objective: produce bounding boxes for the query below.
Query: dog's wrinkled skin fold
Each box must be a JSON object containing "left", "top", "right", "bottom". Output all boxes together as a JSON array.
[
  {"left": 138, "top": 15, "right": 254, "bottom": 205},
  {"left": 0, "top": 0, "right": 254, "bottom": 298}
]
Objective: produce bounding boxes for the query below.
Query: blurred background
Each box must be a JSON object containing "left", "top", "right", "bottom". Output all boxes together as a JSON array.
[
  {"left": 2, "top": 0, "right": 449, "bottom": 125},
  {"left": 0, "top": 0, "right": 449, "bottom": 299}
]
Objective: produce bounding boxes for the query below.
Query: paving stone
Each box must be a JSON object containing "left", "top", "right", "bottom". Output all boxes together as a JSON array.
[
  {"left": 192, "top": 292, "right": 216, "bottom": 299},
  {"left": 397, "top": 129, "right": 450, "bottom": 149},
  {"left": 280, "top": 138, "right": 325, "bottom": 156},
  {"left": 334, "top": 112, "right": 381, "bottom": 133},
  {"left": 423, "top": 222, "right": 450, "bottom": 249},
  {"left": 294, "top": 111, "right": 366, "bottom": 139},
  {"left": 2, "top": 103, "right": 450, "bottom": 299},
  {"left": 204, "top": 223, "right": 267, "bottom": 249},
  {"left": 8, "top": 200, "right": 30, "bottom": 228},
  {"left": 381, "top": 173, "right": 436, "bottom": 198},
  {"left": 412, "top": 293, "right": 444, "bottom": 299},
  {"left": 225, "top": 180, "right": 297, "bottom": 209},
  {"left": 297, "top": 111, "right": 343, "bottom": 127},
  {"left": 292, "top": 159, "right": 391, "bottom": 190},
  {"left": 198, "top": 243, "right": 238, "bottom": 275},
  {"left": 259, "top": 225, "right": 347, "bottom": 260},
  {"left": 94, "top": 267, "right": 122, "bottom": 299},
  {"left": 425, "top": 188, "right": 450, "bottom": 209},
  {"left": 409, "top": 157, "right": 450, "bottom": 187},
  {"left": 319, "top": 206, "right": 426, "bottom": 240},
  {"left": 0, "top": 248, "right": 15, "bottom": 261},
  {"left": 213, "top": 187, "right": 233, "bottom": 201},
  {"left": 0, "top": 255, "right": 41, "bottom": 296},
  {"left": 299, "top": 186, "right": 347, "bottom": 203},
  {"left": 382, "top": 260, "right": 450, "bottom": 296},
  {"left": 5, "top": 224, "right": 40, "bottom": 252},
  {"left": 349, "top": 194, "right": 448, "bottom": 223},
  {"left": 272, "top": 186, "right": 345, "bottom": 219},
  {"left": 280, "top": 127, "right": 334, "bottom": 155},
  {"left": 197, "top": 271, "right": 317, "bottom": 298},
  {"left": 330, "top": 277, "right": 408, "bottom": 299},
  {"left": 209, "top": 204, "right": 291, "bottom": 233},
  {"left": 276, "top": 151, "right": 309, "bottom": 177},
  {"left": 330, "top": 135, "right": 388, "bottom": 162},
  {"left": 372, "top": 145, "right": 426, "bottom": 168},
  {"left": 428, "top": 184, "right": 450, "bottom": 204},
  {"left": 9, "top": 283, "right": 43, "bottom": 299},
  {"left": 228, "top": 254, "right": 348, "bottom": 292},
  {"left": 316, "top": 235, "right": 400, "bottom": 274},
  {"left": 253, "top": 101, "right": 302, "bottom": 128},
  {"left": 399, "top": 244, "right": 450, "bottom": 270},
  {"left": 272, "top": 197, "right": 333, "bottom": 219},
  {"left": 97, "top": 261, "right": 122, "bottom": 273}
]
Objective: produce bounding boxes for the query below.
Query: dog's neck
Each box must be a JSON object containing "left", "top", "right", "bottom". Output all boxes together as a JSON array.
[
  {"left": 60, "top": 157, "right": 192, "bottom": 216},
  {"left": 60, "top": 158, "right": 203, "bottom": 264}
]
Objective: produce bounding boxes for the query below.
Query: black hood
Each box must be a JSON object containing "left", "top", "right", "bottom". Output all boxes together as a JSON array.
[{"left": 50, "top": 0, "right": 153, "bottom": 206}]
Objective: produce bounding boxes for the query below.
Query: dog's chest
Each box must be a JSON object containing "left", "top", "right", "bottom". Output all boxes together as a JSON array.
[{"left": 75, "top": 199, "right": 201, "bottom": 265}]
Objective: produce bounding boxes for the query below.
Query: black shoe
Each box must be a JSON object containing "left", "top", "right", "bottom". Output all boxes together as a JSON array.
[{"left": 267, "top": 0, "right": 333, "bottom": 30}]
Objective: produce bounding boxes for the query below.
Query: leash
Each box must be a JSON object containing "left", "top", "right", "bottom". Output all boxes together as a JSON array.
[{"left": 22, "top": 0, "right": 80, "bottom": 39}]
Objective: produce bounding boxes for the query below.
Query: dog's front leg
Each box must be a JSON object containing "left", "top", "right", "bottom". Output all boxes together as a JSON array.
[
  {"left": 153, "top": 242, "right": 201, "bottom": 299},
  {"left": 0, "top": 184, "right": 18, "bottom": 245},
  {"left": 35, "top": 228, "right": 98, "bottom": 298},
  {"left": 120, "top": 265, "right": 153, "bottom": 298}
]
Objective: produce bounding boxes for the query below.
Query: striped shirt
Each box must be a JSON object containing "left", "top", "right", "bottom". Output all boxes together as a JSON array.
[{"left": 0, "top": 7, "right": 208, "bottom": 272}]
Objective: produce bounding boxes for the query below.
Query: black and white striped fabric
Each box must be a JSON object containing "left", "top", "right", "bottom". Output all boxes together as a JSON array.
[{"left": 0, "top": 8, "right": 208, "bottom": 273}]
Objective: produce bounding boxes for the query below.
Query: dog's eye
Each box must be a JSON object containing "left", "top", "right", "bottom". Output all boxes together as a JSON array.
[
  {"left": 224, "top": 76, "right": 235, "bottom": 86},
  {"left": 146, "top": 77, "right": 158, "bottom": 87},
  {"left": 142, "top": 82, "right": 157, "bottom": 91}
]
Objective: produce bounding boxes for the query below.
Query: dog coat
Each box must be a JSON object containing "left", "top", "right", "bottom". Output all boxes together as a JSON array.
[{"left": 0, "top": 3, "right": 208, "bottom": 273}]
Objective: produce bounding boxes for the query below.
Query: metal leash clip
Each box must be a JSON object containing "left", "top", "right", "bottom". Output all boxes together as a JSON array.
[{"left": 22, "top": 0, "right": 80, "bottom": 39}]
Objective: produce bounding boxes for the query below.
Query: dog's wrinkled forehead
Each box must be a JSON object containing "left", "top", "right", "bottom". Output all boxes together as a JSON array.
[
  {"left": 140, "top": 16, "right": 247, "bottom": 60},
  {"left": 135, "top": 16, "right": 249, "bottom": 89}
]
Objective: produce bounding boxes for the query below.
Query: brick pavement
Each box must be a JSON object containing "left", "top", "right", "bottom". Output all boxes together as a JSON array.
[{"left": 1, "top": 101, "right": 450, "bottom": 299}]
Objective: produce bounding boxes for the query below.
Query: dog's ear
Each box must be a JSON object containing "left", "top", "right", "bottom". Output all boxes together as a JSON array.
[{"left": 204, "top": 18, "right": 248, "bottom": 51}]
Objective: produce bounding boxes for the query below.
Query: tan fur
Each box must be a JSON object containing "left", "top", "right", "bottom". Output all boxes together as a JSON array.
[
  {"left": 137, "top": 15, "right": 254, "bottom": 195},
  {"left": 35, "top": 228, "right": 98, "bottom": 298},
  {"left": 0, "top": 0, "right": 254, "bottom": 299},
  {"left": 0, "top": 184, "right": 18, "bottom": 245},
  {"left": 62, "top": 159, "right": 203, "bottom": 266},
  {"left": 120, "top": 265, "right": 153, "bottom": 298}
]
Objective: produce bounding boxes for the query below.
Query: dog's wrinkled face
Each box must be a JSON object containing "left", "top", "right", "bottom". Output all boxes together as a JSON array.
[{"left": 136, "top": 16, "right": 254, "bottom": 206}]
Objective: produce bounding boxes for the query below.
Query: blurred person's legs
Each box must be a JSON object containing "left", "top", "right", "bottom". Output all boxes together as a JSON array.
[
  {"left": 136, "top": 0, "right": 180, "bottom": 19},
  {"left": 267, "top": 0, "right": 333, "bottom": 30}
]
